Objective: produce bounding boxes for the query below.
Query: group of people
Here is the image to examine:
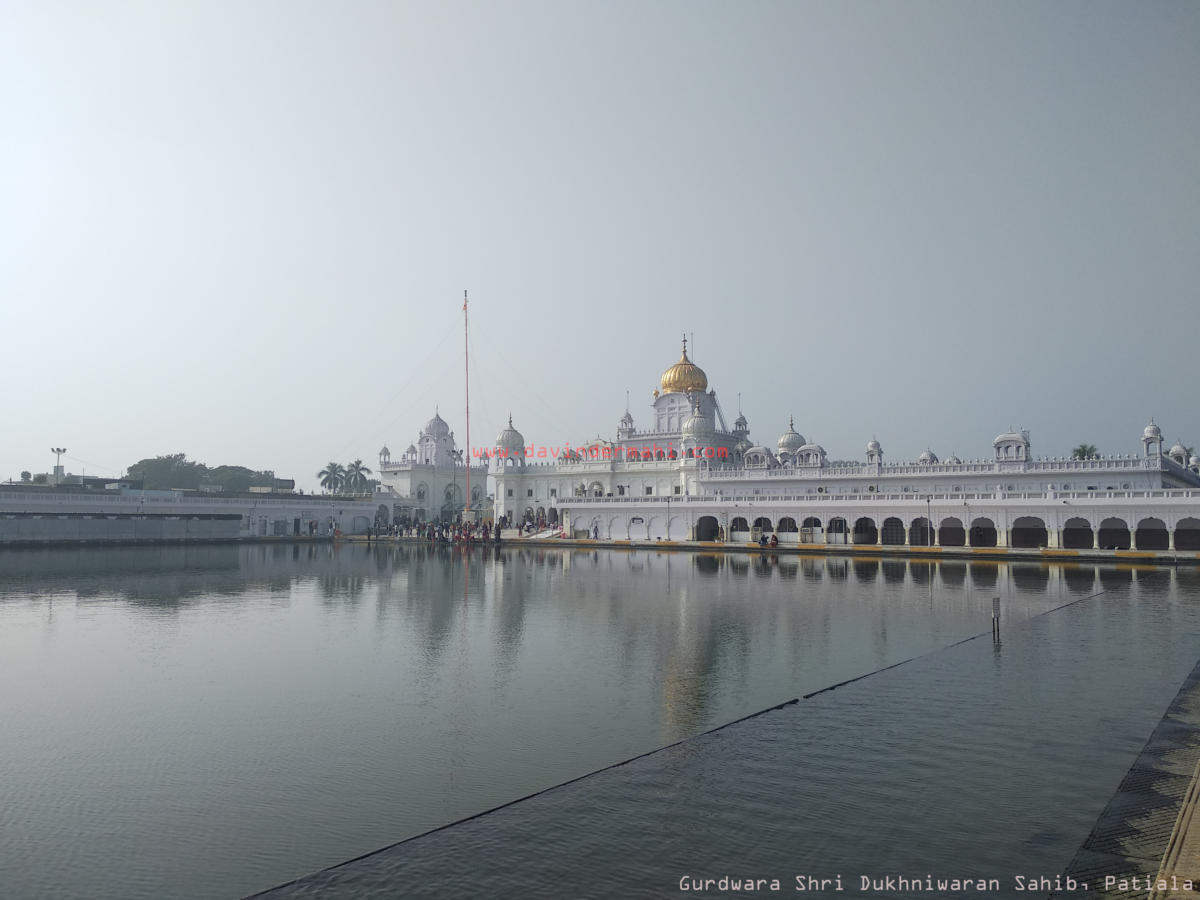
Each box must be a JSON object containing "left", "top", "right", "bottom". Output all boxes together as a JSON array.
[{"left": 367, "top": 518, "right": 503, "bottom": 544}]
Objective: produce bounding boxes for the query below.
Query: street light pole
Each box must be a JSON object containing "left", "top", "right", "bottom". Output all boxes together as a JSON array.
[{"left": 926, "top": 495, "right": 932, "bottom": 546}]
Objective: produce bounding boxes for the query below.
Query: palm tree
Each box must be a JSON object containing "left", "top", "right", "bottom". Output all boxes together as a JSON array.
[
  {"left": 1071, "top": 444, "right": 1098, "bottom": 460},
  {"left": 343, "top": 459, "right": 372, "bottom": 493},
  {"left": 317, "top": 461, "right": 345, "bottom": 493}
]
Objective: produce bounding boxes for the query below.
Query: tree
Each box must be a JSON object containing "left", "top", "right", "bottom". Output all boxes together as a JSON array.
[
  {"left": 1071, "top": 444, "right": 1098, "bottom": 460},
  {"left": 32, "top": 474, "right": 48, "bottom": 484},
  {"left": 127, "top": 453, "right": 207, "bottom": 490},
  {"left": 343, "top": 459, "right": 372, "bottom": 493},
  {"left": 20, "top": 471, "right": 31, "bottom": 482},
  {"left": 317, "top": 461, "right": 346, "bottom": 493}
]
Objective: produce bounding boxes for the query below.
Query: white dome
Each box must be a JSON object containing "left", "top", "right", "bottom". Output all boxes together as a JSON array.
[
  {"left": 798, "top": 442, "right": 825, "bottom": 455},
  {"left": 682, "top": 402, "right": 713, "bottom": 438},
  {"left": 1191, "top": 456, "right": 1200, "bottom": 468},
  {"left": 734, "top": 413, "right": 748, "bottom": 430},
  {"left": 777, "top": 417, "right": 805, "bottom": 453},
  {"left": 1169, "top": 441, "right": 1187, "bottom": 457},
  {"left": 495, "top": 414, "right": 525, "bottom": 451},
  {"left": 424, "top": 411, "right": 450, "bottom": 438},
  {"left": 1144, "top": 421, "right": 1162, "bottom": 439},
  {"left": 405, "top": 444, "right": 416, "bottom": 455},
  {"left": 620, "top": 410, "right": 633, "bottom": 427},
  {"left": 380, "top": 445, "right": 390, "bottom": 455},
  {"left": 867, "top": 438, "right": 881, "bottom": 452},
  {"left": 945, "top": 454, "right": 962, "bottom": 465},
  {"left": 918, "top": 449, "right": 938, "bottom": 464},
  {"left": 993, "top": 429, "right": 1029, "bottom": 445}
]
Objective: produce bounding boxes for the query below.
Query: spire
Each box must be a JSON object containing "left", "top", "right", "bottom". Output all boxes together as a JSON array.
[
  {"left": 681, "top": 332, "right": 688, "bottom": 358},
  {"left": 508, "top": 412, "right": 513, "bottom": 427},
  {"left": 789, "top": 415, "right": 795, "bottom": 430}
]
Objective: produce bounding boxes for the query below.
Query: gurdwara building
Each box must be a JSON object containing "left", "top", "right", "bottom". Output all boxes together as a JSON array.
[{"left": 479, "top": 339, "right": 1200, "bottom": 551}]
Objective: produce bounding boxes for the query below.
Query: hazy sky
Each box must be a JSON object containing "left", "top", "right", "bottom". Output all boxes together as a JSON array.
[{"left": 3, "top": 1, "right": 1198, "bottom": 490}]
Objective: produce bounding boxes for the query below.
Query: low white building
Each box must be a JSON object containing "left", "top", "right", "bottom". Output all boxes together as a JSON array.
[{"left": 487, "top": 339, "right": 1200, "bottom": 551}]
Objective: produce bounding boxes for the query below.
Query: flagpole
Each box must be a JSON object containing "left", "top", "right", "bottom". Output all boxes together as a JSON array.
[{"left": 463, "top": 290, "right": 470, "bottom": 522}]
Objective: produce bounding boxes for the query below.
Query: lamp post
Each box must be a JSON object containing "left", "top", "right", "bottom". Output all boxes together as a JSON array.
[
  {"left": 50, "top": 447, "right": 67, "bottom": 485},
  {"left": 926, "top": 495, "right": 933, "bottom": 546}
]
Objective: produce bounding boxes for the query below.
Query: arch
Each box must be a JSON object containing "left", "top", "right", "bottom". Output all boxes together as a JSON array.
[
  {"left": 1011, "top": 516, "right": 1048, "bottom": 549},
  {"left": 608, "top": 516, "right": 623, "bottom": 539},
  {"left": 938, "top": 516, "right": 965, "bottom": 547},
  {"left": 1099, "top": 517, "right": 1131, "bottom": 550},
  {"left": 969, "top": 517, "right": 997, "bottom": 547},
  {"left": 853, "top": 517, "right": 878, "bottom": 544},
  {"left": 753, "top": 516, "right": 773, "bottom": 533},
  {"left": 826, "top": 517, "right": 848, "bottom": 545},
  {"left": 646, "top": 515, "right": 666, "bottom": 540},
  {"left": 881, "top": 516, "right": 906, "bottom": 545},
  {"left": 547, "top": 508, "right": 559, "bottom": 525},
  {"left": 1062, "top": 516, "right": 1094, "bottom": 549},
  {"left": 731, "top": 516, "right": 750, "bottom": 534},
  {"left": 627, "top": 449, "right": 640, "bottom": 461},
  {"left": 776, "top": 517, "right": 798, "bottom": 533},
  {"left": 695, "top": 515, "right": 720, "bottom": 541},
  {"left": 802, "top": 516, "right": 822, "bottom": 529},
  {"left": 1135, "top": 517, "right": 1169, "bottom": 551},
  {"left": 909, "top": 516, "right": 934, "bottom": 547},
  {"left": 588, "top": 481, "right": 604, "bottom": 497},
  {"left": 1176, "top": 517, "right": 1200, "bottom": 552},
  {"left": 668, "top": 449, "right": 677, "bottom": 460},
  {"left": 655, "top": 450, "right": 665, "bottom": 460}
]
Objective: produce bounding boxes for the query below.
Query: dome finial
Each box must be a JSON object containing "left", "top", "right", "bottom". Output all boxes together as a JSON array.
[
  {"left": 681, "top": 332, "right": 688, "bottom": 357},
  {"left": 789, "top": 415, "right": 795, "bottom": 430},
  {"left": 508, "top": 412, "right": 513, "bottom": 427}
]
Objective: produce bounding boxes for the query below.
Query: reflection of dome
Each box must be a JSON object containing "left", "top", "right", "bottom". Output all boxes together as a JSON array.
[
  {"left": 424, "top": 411, "right": 450, "bottom": 438},
  {"left": 777, "top": 417, "right": 805, "bottom": 453},
  {"left": 1144, "top": 421, "right": 1162, "bottom": 439},
  {"left": 918, "top": 449, "right": 938, "bottom": 464},
  {"left": 496, "top": 414, "right": 525, "bottom": 451},
  {"left": 659, "top": 339, "right": 708, "bottom": 394}
]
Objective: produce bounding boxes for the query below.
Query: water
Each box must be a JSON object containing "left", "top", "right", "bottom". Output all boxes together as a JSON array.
[{"left": 0, "top": 544, "right": 1194, "bottom": 898}]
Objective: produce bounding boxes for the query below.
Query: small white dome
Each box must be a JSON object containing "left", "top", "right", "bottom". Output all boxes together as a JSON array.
[
  {"left": 405, "top": 444, "right": 416, "bottom": 455},
  {"left": 918, "top": 449, "right": 938, "bottom": 464},
  {"left": 424, "top": 411, "right": 450, "bottom": 438},
  {"left": 945, "top": 454, "right": 962, "bottom": 465},
  {"left": 682, "top": 402, "right": 713, "bottom": 438},
  {"left": 777, "top": 417, "right": 805, "bottom": 453},
  {"left": 380, "top": 445, "right": 390, "bottom": 456},
  {"left": 1190, "top": 456, "right": 1200, "bottom": 467},
  {"left": 867, "top": 438, "right": 881, "bottom": 453},
  {"left": 1144, "top": 421, "right": 1162, "bottom": 439},
  {"left": 734, "top": 413, "right": 748, "bottom": 430},
  {"left": 1169, "top": 441, "right": 1187, "bottom": 458},
  {"left": 798, "top": 442, "right": 825, "bottom": 455},
  {"left": 495, "top": 414, "right": 525, "bottom": 451}
]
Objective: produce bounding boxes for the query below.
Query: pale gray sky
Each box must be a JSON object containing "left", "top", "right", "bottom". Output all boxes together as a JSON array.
[{"left": 3, "top": 1, "right": 1198, "bottom": 490}]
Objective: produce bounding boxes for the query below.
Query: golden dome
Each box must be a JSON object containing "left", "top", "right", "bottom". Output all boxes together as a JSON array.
[{"left": 659, "top": 338, "right": 708, "bottom": 394}]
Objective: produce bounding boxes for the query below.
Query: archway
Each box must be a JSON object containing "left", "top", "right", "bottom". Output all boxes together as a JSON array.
[
  {"left": 827, "top": 517, "right": 848, "bottom": 545},
  {"left": 1135, "top": 517, "right": 1169, "bottom": 551},
  {"left": 802, "top": 516, "right": 821, "bottom": 529},
  {"left": 1011, "top": 516, "right": 1048, "bottom": 549},
  {"left": 696, "top": 515, "right": 720, "bottom": 541},
  {"left": 881, "top": 517, "right": 906, "bottom": 545},
  {"left": 753, "top": 517, "right": 773, "bottom": 533},
  {"left": 969, "top": 517, "right": 997, "bottom": 547},
  {"left": 1176, "top": 518, "right": 1200, "bottom": 551},
  {"left": 938, "top": 516, "right": 965, "bottom": 547},
  {"left": 777, "top": 517, "right": 798, "bottom": 533},
  {"left": 853, "top": 517, "right": 878, "bottom": 544},
  {"left": 1062, "top": 517, "right": 1093, "bottom": 549},
  {"left": 909, "top": 517, "right": 934, "bottom": 547},
  {"left": 1099, "top": 517, "right": 1131, "bottom": 550},
  {"left": 547, "top": 508, "right": 559, "bottom": 525},
  {"left": 730, "top": 517, "right": 750, "bottom": 536}
]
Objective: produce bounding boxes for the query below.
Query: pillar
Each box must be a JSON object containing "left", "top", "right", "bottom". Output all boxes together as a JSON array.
[
  {"left": 996, "top": 527, "right": 1009, "bottom": 548},
  {"left": 1047, "top": 528, "right": 1061, "bottom": 549}
]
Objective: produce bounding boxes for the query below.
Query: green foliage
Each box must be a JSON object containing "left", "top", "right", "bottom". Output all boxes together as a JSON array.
[
  {"left": 1071, "top": 443, "right": 1098, "bottom": 460},
  {"left": 32, "top": 474, "right": 48, "bottom": 484},
  {"left": 20, "top": 471, "right": 31, "bottom": 482},
  {"left": 127, "top": 454, "right": 280, "bottom": 492},
  {"left": 317, "top": 462, "right": 346, "bottom": 492}
]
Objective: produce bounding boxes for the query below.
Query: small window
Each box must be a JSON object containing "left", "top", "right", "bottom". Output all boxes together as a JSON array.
[
  {"left": 645, "top": 486, "right": 653, "bottom": 495},
  {"left": 673, "top": 485, "right": 681, "bottom": 494},
  {"left": 527, "top": 488, "right": 533, "bottom": 497},
  {"left": 549, "top": 488, "right": 556, "bottom": 497},
  {"left": 617, "top": 486, "right": 626, "bottom": 496},
  {"left": 506, "top": 488, "right": 513, "bottom": 497}
]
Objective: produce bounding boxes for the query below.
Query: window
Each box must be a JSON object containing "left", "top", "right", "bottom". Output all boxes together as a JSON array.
[
  {"left": 550, "top": 488, "right": 557, "bottom": 498},
  {"left": 645, "top": 486, "right": 653, "bottom": 495},
  {"left": 673, "top": 485, "right": 681, "bottom": 495},
  {"left": 527, "top": 488, "right": 533, "bottom": 497},
  {"left": 617, "top": 485, "right": 625, "bottom": 496},
  {"left": 506, "top": 489, "right": 513, "bottom": 497}
]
